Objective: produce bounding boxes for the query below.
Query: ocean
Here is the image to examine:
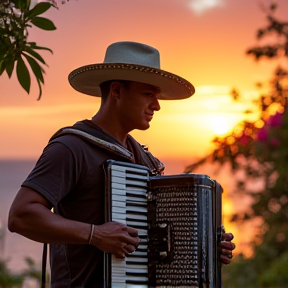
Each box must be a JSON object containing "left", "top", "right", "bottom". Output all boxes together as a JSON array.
[{"left": 0, "top": 159, "right": 43, "bottom": 273}]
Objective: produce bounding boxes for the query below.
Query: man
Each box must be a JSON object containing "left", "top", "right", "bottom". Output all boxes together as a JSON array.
[{"left": 8, "top": 41, "right": 235, "bottom": 287}]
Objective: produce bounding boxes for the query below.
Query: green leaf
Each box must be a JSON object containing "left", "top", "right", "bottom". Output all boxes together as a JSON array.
[
  {"left": 0, "top": 61, "right": 6, "bottom": 75},
  {"left": 26, "top": 2, "right": 52, "bottom": 20},
  {"left": 16, "top": 56, "right": 31, "bottom": 94},
  {"left": 0, "top": 44, "right": 7, "bottom": 61},
  {"left": 14, "top": 0, "right": 31, "bottom": 12},
  {"left": 25, "top": 46, "right": 47, "bottom": 65},
  {"left": 23, "top": 53, "right": 44, "bottom": 84},
  {"left": 5, "top": 58, "right": 15, "bottom": 78},
  {"left": 36, "top": 78, "right": 43, "bottom": 100},
  {"left": 28, "top": 42, "right": 53, "bottom": 54},
  {"left": 30, "top": 16, "right": 57, "bottom": 31}
]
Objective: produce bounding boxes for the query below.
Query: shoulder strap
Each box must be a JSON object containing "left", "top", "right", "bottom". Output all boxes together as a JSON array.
[
  {"left": 127, "top": 136, "right": 165, "bottom": 175},
  {"left": 141, "top": 145, "right": 165, "bottom": 175},
  {"left": 49, "top": 121, "right": 165, "bottom": 175},
  {"left": 50, "top": 127, "right": 133, "bottom": 160}
]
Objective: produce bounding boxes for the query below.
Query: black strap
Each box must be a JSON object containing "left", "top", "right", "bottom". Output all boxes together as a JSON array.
[{"left": 41, "top": 243, "right": 47, "bottom": 288}]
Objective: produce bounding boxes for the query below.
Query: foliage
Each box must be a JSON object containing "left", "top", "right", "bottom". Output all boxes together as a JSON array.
[
  {"left": 186, "top": 1, "right": 288, "bottom": 286},
  {"left": 0, "top": 259, "right": 23, "bottom": 288},
  {"left": 0, "top": 257, "right": 42, "bottom": 288},
  {"left": 21, "top": 257, "right": 42, "bottom": 282},
  {"left": 0, "top": 0, "right": 56, "bottom": 99}
]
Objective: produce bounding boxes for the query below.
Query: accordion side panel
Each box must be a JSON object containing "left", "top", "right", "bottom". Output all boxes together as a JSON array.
[{"left": 147, "top": 174, "right": 223, "bottom": 288}]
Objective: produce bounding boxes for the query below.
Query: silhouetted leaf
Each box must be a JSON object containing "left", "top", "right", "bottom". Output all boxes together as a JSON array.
[
  {"left": 0, "top": 61, "right": 5, "bottom": 75},
  {"left": 13, "top": 0, "right": 31, "bottom": 12},
  {"left": 23, "top": 53, "right": 44, "bottom": 83},
  {"left": 16, "top": 56, "right": 30, "bottom": 94},
  {"left": 36, "top": 79, "right": 43, "bottom": 100},
  {"left": 5, "top": 58, "right": 15, "bottom": 78},
  {"left": 26, "top": 2, "right": 52, "bottom": 20},
  {"left": 29, "top": 42, "right": 53, "bottom": 54},
  {"left": 25, "top": 46, "right": 46, "bottom": 65},
  {"left": 30, "top": 16, "right": 57, "bottom": 31}
]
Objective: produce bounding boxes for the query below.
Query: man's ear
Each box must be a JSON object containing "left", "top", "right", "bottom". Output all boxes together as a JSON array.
[{"left": 110, "top": 81, "right": 122, "bottom": 99}]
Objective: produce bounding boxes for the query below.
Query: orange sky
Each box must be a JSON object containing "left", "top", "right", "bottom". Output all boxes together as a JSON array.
[
  {"left": 1, "top": 0, "right": 288, "bottom": 162},
  {"left": 1, "top": 0, "right": 288, "bottom": 258}
]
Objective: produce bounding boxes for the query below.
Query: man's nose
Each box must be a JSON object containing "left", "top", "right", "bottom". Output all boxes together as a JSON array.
[{"left": 152, "top": 96, "right": 161, "bottom": 111}]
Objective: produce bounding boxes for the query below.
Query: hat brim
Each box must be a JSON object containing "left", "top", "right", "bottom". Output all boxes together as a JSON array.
[{"left": 68, "top": 63, "right": 195, "bottom": 100}]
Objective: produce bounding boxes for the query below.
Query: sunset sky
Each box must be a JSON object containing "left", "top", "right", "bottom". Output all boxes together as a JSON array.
[
  {"left": 1, "top": 0, "right": 288, "bottom": 257},
  {"left": 2, "top": 0, "right": 288, "bottom": 163}
]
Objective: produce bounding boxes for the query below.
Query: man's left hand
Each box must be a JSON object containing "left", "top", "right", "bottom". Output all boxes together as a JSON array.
[{"left": 220, "top": 232, "right": 235, "bottom": 265}]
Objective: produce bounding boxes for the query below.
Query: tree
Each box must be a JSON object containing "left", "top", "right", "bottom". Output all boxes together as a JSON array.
[
  {"left": 0, "top": 0, "right": 56, "bottom": 99},
  {"left": 186, "top": 2, "right": 288, "bottom": 286},
  {"left": 0, "top": 259, "right": 23, "bottom": 288},
  {"left": 0, "top": 257, "right": 43, "bottom": 288}
]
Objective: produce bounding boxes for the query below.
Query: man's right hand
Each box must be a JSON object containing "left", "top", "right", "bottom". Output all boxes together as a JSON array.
[{"left": 91, "top": 222, "right": 140, "bottom": 258}]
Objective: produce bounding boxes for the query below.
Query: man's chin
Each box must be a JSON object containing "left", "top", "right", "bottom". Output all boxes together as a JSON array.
[{"left": 137, "top": 123, "right": 150, "bottom": 131}]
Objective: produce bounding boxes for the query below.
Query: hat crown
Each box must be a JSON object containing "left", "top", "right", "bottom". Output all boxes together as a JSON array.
[{"left": 103, "top": 41, "right": 161, "bottom": 69}]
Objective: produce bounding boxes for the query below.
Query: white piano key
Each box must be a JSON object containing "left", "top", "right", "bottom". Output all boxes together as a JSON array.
[
  {"left": 111, "top": 280, "right": 126, "bottom": 286},
  {"left": 112, "top": 264, "right": 126, "bottom": 271},
  {"left": 111, "top": 182, "right": 127, "bottom": 191},
  {"left": 111, "top": 174, "right": 148, "bottom": 187},
  {"left": 112, "top": 164, "right": 149, "bottom": 175},
  {"left": 112, "top": 194, "right": 126, "bottom": 202},
  {"left": 109, "top": 283, "right": 126, "bottom": 288},
  {"left": 111, "top": 212, "right": 126, "bottom": 220},
  {"left": 126, "top": 220, "right": 147, "bottom": 228},
  {"left": 126, "top": 196, "right": 147, "bottom": 203},
  {"left": 126, "top": 206, "right": 147, "bottom": 213},
  {"left": 111, "top": 169, "right": 126, "bottom": 176},
  {"left": 112, "top": 256, "right": 126, "bottom": 266},
  {"left": 126, "top": 213, "right": 147, "bottom": 221},
  {"left": 137, "top": 229, "right": 148, "bottom": 236},
  {"left": 126, "top": 179, "right": 148, "bottom": 187},
  {"left": 126, "top": 285, "right": 148, "bottom": 288},
  {"left": 129, "top": 250, "right": 147, "bottom": 257},
  {"left": 111, "top": 218, "right": 126, "bottom": 225},
  {"left": 111, "top": 206, "right": 126, "bottom": 214},
  {"left": 126, "top": 186, "right": 147, "bottom": 195},
  {"left": 112, "top": 200, "right": 126, "bottom": 208},
  {"left": 126, "top": 263, "right": 148, "bottom": 270},
  {"left": 125, "top": 275, "right": 149, "bottom": 282}
]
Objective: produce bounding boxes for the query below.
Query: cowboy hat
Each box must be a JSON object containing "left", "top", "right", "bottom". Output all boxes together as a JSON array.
[{"left": 68, "top": 41, "right": 195, "bottom": 100}]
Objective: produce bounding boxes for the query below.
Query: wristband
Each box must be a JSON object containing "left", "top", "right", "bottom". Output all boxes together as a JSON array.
[{"left": 88, "top": 224, "right": 95, "bottom": 245}]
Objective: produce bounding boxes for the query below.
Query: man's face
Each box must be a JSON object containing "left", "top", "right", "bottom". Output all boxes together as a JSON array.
[{"left": 117, "top": 81, "right": 161, "bottom": 131}]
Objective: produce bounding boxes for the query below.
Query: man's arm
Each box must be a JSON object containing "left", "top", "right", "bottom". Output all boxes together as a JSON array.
[{"left": 8, "top": 186, "right": 139, "bottom": 258}]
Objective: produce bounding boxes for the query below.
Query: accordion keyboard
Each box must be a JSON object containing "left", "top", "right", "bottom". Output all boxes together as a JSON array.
[{"left": 109, "top": 164, "right": 150, "bottom": 288}]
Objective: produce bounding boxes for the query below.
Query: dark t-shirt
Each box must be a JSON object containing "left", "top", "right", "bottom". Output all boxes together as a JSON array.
[{"left": 21, "top": 120, "right": 162, "bottom": 287}]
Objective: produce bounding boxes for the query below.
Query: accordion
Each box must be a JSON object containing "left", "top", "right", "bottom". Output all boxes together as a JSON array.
[{"left": 104, "top": 160, "right": 223, "bottom": 288}]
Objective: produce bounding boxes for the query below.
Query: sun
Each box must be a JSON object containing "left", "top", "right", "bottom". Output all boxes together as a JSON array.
[{"left": 211, "top": 115, "right": 230, "bottom": 136}]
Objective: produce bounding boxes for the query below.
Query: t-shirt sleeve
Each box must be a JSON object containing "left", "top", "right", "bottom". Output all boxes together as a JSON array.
[{"left": 22, "top": 141, "right": 78, "bottom": 206}]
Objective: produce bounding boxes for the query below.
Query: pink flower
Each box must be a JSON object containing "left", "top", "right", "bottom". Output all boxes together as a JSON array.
[
  {"left": 267, "top": 112, "right": 282, "bottom": 127},
  {"left": 257, "top": 126, "right": 269, "bottom": 142}
]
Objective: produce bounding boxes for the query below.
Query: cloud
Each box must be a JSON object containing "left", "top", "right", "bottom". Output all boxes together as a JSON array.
[{"left": 188, "top": 0, "right": 225, "bottom": 15}]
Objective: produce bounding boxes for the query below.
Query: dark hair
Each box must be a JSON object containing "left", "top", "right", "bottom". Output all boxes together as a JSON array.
[{"left": 99, "top": 80, "right": 131, "bottom": 101}]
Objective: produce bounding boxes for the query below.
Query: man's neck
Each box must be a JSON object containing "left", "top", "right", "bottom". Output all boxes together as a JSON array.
[{"left": 90, "top": 115, "right": 128, "bottom": 148}]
